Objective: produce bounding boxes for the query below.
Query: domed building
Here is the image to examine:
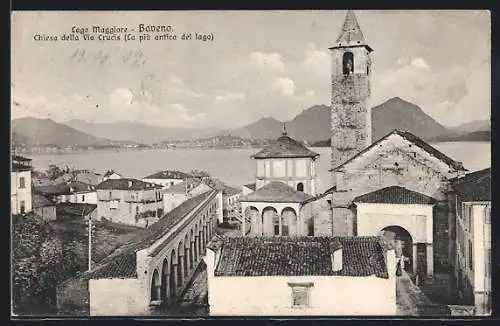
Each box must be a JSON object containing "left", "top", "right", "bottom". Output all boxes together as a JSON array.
[{"left": 239, "top": 126, "right": 320, "bottom": 236}]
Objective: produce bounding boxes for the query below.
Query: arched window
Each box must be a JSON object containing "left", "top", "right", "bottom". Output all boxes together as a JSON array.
[
  {"left": 296, "top": 182, "right": 304, "bottom": 192},
  {"left": 273, "top": 213, "right": 280, "bottom": 235},
  {"left": 281, "top": 214, "right": 289, "bottom": 236},
  {"left": 343, "top": 52, "right": 354, "bottom": 75}
]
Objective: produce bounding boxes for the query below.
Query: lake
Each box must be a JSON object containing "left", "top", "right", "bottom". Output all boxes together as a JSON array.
[{"left": 28, "top": 141, "right": 491, "bottom": 193}]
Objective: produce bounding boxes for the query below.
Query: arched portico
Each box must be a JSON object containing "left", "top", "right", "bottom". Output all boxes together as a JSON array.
[
  {"left": 161, "top": 258, "right": 169, "bottom": 304},
  {"left": 381, "top": 225, "right": 414, "bottom": 273},
  {"left": 150, "top": 269, "right": 161, "bottom": 302},
  {"left": 262, "top": 207, "right": 278, "bottom": 236}
]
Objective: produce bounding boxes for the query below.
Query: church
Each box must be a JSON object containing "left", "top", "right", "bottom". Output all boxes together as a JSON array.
[{"left": 240, "top": 10, "right": 468, "bottom": 278}]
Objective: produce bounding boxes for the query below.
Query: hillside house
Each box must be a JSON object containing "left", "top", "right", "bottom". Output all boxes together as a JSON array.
[
  {"left": 449, "top": 168, "right": 491, "bottom": 315},
  {"left": 32, "top": 194, "right": 57, "bottom": 221},
  {"left": 205, "top": 236, "right": 397, "bottom": 316},
  {"left": 35, "top": 181, "right": 97, "bottom": 204},
  {"left": 143, "top": 170, "right": 193, "bottom": 190},
  {"left": 56, "top": 203, "right": 98, "bottom": 221},
  {"left": 221, "top": 185, "right": 242, "bottom": 222},
  {"left": 102, "top": 170, "right": 122, "bottom": 181},
  {"left": 163, "top": 179, "right": 213, "bottom": 214},
  {"left": 11, "top": 155, "right": 32, "bottom": 215},
  {"left": 96, "top": 178, "right": 163, "bottom": 227}
]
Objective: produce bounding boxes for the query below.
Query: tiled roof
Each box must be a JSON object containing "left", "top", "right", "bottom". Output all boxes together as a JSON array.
[
  {"left": 301, "top": 186, "right": 336, "bottom": 205},
  {"left": 214, "top": 236, "right": 389, "bottom": 278},
  {"left": 12, "top": 155, "right": 32, "bottom": 162},
  {"left": 353, "top": 186, "right": 436, "bottom": 205},
  {"left": 222, "top": 185, "right": 241, "bottom": 197},
  {"left": 56, "top": 203, "right": 97, "bottom": 217},
  {"left": 34, "top": 183, "right": 70, "bottom": 196},
  {"left": 83, "top": 190, "right": 216, "bottom": 279},
  {"left": 243, "top": 183, "right": 256, "bottom": 191},
  {"left": 32, "top": 194, "right": 54, "bottom": 208},
  {"left": 332, "top": 130, "right": 466, "bottom": 172},
  {"left": 452, "top": 168, "right": 491, "bottom": 202},
  {"left": 96, "top": 178, "right": 162, "bottom": 191},
  {"left": 164, "top": 178, "right": 202, "bottom": 194},
  {"left": 252, "top": 134, "right": 319, "bottom": 159},
  {"left": 331, "top": 10, "right": 373, "bottom": 52},
  {"left": 103, "top": 170, "right": 120, "bottom": 177},
  {"left": 239, "top": 182, "right": 313, "bottom": 203},
  {"left": 66, "top": 181, "right": 96, "bottom": 193},
  {"left": 144, "top": 170, "right": 192, "bottom": 180}
]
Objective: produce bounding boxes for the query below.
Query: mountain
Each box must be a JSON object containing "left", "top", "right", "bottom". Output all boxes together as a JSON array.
[
  {"left": 434, "top": 130, "right": 491, "bottom": 142},
  {"left": 11, "top": 117, "right": 121, "bottom": 147},
  {"left": 371, "top": 97, "right": 455, "bottom": 141},
  {"left": 221, "top": 117, "right": 284, "bottom": 140},
  {"left": 449, "top": 120, "right": 490, "bottom": 134},
  {"left": 222, "top": 98, "right": 458, "bottom": 143},
  {"left": 66, "top": 119, "right": 220, "bottom": 143}
]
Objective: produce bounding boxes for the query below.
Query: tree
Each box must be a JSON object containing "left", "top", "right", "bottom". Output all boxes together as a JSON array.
[
  {"left": 12, "top": 213, "right": 79, "bottom": 315},
  {"left": 46, "top": 165, "right": 65, "bottom": 181}
]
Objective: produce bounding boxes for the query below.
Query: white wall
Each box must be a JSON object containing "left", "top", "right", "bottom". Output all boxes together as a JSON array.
[
  {"left": 89, "top": 278, "right": 148, "bottom": 316},
  {"left": 143, "top": 178, "right": 184, "bottom": 189},
  {"left": 11, "top": 170, "right": 32, "bottom": 214},
  {"left": 206, "top": 274, "right": 395, "bottom": 316},
  {"left": 356, "top": 203, "right": 434, "bottom": 244},
  {"left": 163, "top": 193, "right": 188, "bottom": 213}
]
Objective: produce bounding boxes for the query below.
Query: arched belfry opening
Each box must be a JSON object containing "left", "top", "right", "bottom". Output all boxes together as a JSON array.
[
  {"left": 343, "top": 51, "right": 354, "bottom": 75},
  {"left": 296, "top": 182, "right": 304, "bottom": 192}
]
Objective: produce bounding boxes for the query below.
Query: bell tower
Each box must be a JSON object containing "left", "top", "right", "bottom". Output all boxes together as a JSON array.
[{"left": 330, "top": 10, "right": 373, "bottom": 172}]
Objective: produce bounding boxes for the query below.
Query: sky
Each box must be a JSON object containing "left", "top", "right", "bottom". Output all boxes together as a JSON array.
[{"left": 11, "top": 10, "right": 491, "bottom": 129}]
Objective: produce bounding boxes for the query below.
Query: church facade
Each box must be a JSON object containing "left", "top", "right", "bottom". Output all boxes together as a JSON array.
[{"left": 323, "top": 11, "right": 467, "bottom": 276}]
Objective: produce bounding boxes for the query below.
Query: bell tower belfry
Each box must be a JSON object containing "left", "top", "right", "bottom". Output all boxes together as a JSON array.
[{"left": 330, "top": 10, "right": 373, "bottom": 173}]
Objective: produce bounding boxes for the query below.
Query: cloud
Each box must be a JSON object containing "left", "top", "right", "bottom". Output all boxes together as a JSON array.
[
  {"left": 275, "top": 77, "right": 296, "bottom": 97},
  {"left": 410, "top": 57, "right": 429, "bottom": 69},
  {"left": 249, "top": 52, "right": 285, "bottom": 72}
]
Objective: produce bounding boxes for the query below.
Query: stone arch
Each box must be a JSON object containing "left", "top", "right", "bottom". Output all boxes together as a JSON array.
[
  {"left": 343, "top": 51, "right": 354, "bottom": 75},
  {"left": 296, "top": 182, "right": 304, "bottom": 192},
  {"left": 161, "top": 257, "right": 169, "bottom": 303},
  {"left": 183, "top": 234, "right": 189, "bottom": 276},
  {"left": 169, "top": 249, "right": 177, "bottom": 299},
  {"left": 281, "top": 207, "right": 297, "bottom": 236},
  {"left": 177, "top": 241, "right": 184, "bottom": 287},
  {"left": 380, "top": 225, "right": 414, "bottom": 273},
  {"left": 245, "top": 206, "right": 259, "bottom": 235},
  {"left": 262, "top": 206, "right": 278, "bottom": 236},
  {"left": 150, "top": 268, "right": 160, "bottom": 302},
  {"left": 194, "top": 224, "right": 199, "bottom": 262}
]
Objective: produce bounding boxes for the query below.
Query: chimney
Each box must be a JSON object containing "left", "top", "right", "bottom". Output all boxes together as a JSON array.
[
  {"left": 128, "top": 180, "right": 133, "bottom": 188},
  {"left": 331, "top": 246, "right": 343, "bottom": 272}
]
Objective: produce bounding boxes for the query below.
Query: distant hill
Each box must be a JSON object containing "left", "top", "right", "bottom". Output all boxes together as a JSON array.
[
  {"left": 433, "top": 130, "right": 491, "bottom": 142},
  {"left": 11, "top": 117, "right": 122, "bottom": 147},
  {"left": 221, "top": 117, "right": 284, "bottom": 140},
  {"left": 66, "top": 119, "right": 220, "bottom": 143},
  {"left": 371, "top": 97, "right": 455, "bottom": 141},
  {"left": 223, "top": 98, "right": 462, "bottom": 143},
  {"left": 449, "top": 119, "right": 490, "bottom": 134}
]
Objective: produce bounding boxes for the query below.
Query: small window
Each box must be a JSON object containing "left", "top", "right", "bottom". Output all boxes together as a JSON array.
[
  {"left": 82, "top": 195, "right": 85, "bottom": 202},
  {"left": 342, "top": 52, "right": 354, "bottom": 75},
  {"left": 170, "top": 181, "right": 174, "bottom": 186},
  {"left": 296, "top": 182, "right": 304, "bottom": 192},
  {"left": 288, "top": 283, "right": 313, "bottom": 307},
  {"left": 19, "top": 177, "right": 26, "bottom": 189},
  {"left": 20, "top": 200, "right": 25, "bottom": 214}
]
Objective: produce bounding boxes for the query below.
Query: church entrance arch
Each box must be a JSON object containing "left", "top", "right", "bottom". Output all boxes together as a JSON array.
[{"left": 380, "top": 225, "right": 413, "bottom": 273}]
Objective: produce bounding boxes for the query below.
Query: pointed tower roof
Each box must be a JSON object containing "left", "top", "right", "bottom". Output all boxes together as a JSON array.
[{"left": 330, "top": 10, "right": 373, "bottom": 52}]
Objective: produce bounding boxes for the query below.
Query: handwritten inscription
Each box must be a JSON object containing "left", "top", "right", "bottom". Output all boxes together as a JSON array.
[{"left": 32, "top": 24, "right": 215, "bottom": 43}]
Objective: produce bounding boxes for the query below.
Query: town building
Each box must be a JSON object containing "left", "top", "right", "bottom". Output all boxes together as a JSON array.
[
  {"left": 252, "top": 127, "right": 320, "bottom": 195},
  {"left": 35, "top": 181, "right": 97, "bottom": 204},
  {"left": 96, "top": 178, "right": 163, "bottom": 227},
  {"left": 205, "top": 236, "right": 397, "bottom": 316},
  {"left": 11, "top": 155, "right": 32, "bottom": 215},
  {"left": 102, "top": 170, "right": 122, "bottom": 181},
  {"left": 163, "top": 178, "right": 213, "bottom": 214},
  {"left": 221, "top": 184, "right": 242, "bottom": 222},
  {"left": 143, "top": 170, "right": 193, "bottom": 189},
  {"left": 57, "top": 190, "right": 222, "bottom": 316},
  {"left": 32, "top": 194, "right": 57, "bottom": 221},
  {"left": 449, "top": 168, "right": 491, "bottom": 315}
]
